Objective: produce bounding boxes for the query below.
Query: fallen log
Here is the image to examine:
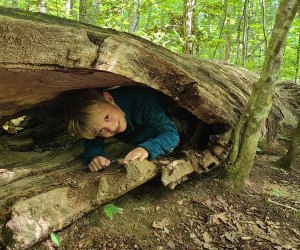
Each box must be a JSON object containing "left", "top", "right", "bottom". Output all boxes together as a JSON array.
[{"left": 0, "top": 7, "right": 299, "bottom": 249}]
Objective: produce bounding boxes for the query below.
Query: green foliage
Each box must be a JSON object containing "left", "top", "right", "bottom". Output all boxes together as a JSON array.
[
  {"left": 103, "top": 203, "right": 121, "bottom": 220},
  {"left": 50, "top": 232, "right": 61, "bottom": 247},
  {"left": 0, "top": 0, "right": 298, "bottom": 80},
  {"left": 271, "top": 189, "right": 281, "bottom": 198}
]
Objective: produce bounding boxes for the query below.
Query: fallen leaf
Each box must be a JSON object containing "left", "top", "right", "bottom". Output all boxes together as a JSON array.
[
  {"left": 211, "top": 212, "right": 228, "bottom": 225},
  {"left": 223, "top": 232, "right": 237, "bottom": 243},
  {"left": 152, "top": 218, "right": 169, "bottom": 230},
  {"left": 50, "top": 233, "right": 61, "bottom": 247},
  {"left": 256, "top": 220, "right": 267, "bottom": 229},
  {"left": 103, "top": 203, "right": 121, "bottom": 220},
  {"left": 203, "top": 231, "right": 210, "bottom": 243},
  {"left": 177, "top": 200, "right": 184, "bottom": 205}
]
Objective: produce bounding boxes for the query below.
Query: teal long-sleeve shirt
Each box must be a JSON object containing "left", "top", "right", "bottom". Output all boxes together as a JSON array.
[{"left": 83, "top": 86, "right": 180, "bottom": 165}]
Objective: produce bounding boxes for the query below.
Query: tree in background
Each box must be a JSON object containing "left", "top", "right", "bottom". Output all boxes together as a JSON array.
[
  {"left": 225, "top": 0, "right": 299, "bottom": 191},
  {"left": 1, "top": 0, "right": 299, "bottom": 81},
  {"left": 276, "top": 118, "right": 300, "bottom": 169},
  {"left": 182, "top": 0, "right": 197, "bottom": 54}
]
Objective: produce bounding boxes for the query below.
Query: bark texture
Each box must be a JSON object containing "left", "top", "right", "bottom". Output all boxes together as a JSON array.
[
  {"left": 226, "top": 0, "right": 300, "bottom": 190},
  {"left": 0, "top": 7, "right": 299, "bottom": 249}
]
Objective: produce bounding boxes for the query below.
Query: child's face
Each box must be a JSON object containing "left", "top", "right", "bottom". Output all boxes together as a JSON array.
[{"left": 94, "top": 102, "right": 127, "bottom": 138}]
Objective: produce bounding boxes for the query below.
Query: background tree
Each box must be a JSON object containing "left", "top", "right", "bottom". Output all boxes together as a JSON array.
[
  {"left": 182, "top": 0, "right": 197, "bottom": 54},
  {"left": 1, "top": 0, "right": 299, "bottom": 80},
  {"left": 276, "top": 117, "right": 300, "bottom": 169},
  {"left": 225, "top": 0, "right": 299, "bottom": 191}
]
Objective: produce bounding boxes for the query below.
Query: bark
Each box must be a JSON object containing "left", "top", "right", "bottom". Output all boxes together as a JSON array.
[
  {"left": 242, "top": 0, "right": 249, "bottom": 67},
  {"left": 276, "top": 117, "right": 300, "bottom": 169},
  {"left": 295, "top": 32, "right": 300, "bottom": 84},
  {"left": 65, "top": 0, "right": 71, "bottom": 17},
  {"left": 261, "top": 0, "right": 268, "bottom": 51},
  {"left": 224, "top": 15, "right": 231, "bottom": 62},
  {"left": 182, "top": 0, "right": 197, "bottom": 54},
  {"left": 38, "top": 0, "right": 46, "bottom": 13},
  {"left": 128, "top": 0, "right": 140, "bottom": 33},
  {"left": 226, "top": 0, "right": 300, "bottom": 190},
  {"left": 235, "top": 13, "right": 243, "bottom": 64},
  {"left": 0, "top": 7, "right": 299, "bottom": 249}
]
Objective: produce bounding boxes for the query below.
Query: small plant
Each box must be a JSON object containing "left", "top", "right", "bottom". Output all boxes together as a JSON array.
[
  {"left": 256, "top": 147, "right": 262, "bottom": 153},
  {"left": 50, "top": 232, "right": 61, "bottom": 247},
  {"left": 271, "top": 189, "right": 281, "bottom": 198},
  {"left": 103, "top": 203, "right": 121, "bottom": 220}
]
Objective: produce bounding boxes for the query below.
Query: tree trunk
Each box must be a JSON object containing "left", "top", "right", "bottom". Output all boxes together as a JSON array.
[
  {"left": 226, "top": 0, "right": 300, "bottom": 190},
  {"left": 224, "top": 14, "right": 231, "bottom": 62},
  {"left": 128, "top": 0, "right": 140, "bottom": 33},
  {"left": 261, "top": 0, "right": 268, "bottom": 51},
  {"left": 65, "top": 0, "right": 71, "bottom": 17},
  {"left": 38, "top": 0, "right": 46, "bottom": 13},
  {"left": 182, "top": 0, "right": 197, "bottom": 54},
  {"left": 295, "top": 32, "right": 300, "bottom": 84},
  {"left": 276, "top": 117, "right": 300, "bottom": 169},
  {"left": 241, "top": 0, "right": 249, "bottom": 67},
  {"left": 0, "top": 6, "right": 299, "bottom": 249},
  {"left": 236, "top": 14, "right": 243, "bottom": 64}
]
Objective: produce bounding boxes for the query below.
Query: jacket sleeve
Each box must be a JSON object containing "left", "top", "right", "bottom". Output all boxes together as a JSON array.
[
  {"left": 83, "top": 137, "right": 105, "bottom": 165},
  {"left": 137, "top": 95, "right": 180, "bottom": 159}
]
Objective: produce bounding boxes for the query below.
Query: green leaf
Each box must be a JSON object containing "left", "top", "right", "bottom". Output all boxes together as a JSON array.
[
  {"left": 256, "top": 147, "right": 262, "bottom": 153},
  {"left": 271, "top": 190, "right": 281, "bottom": 198},
  {"left": 103, "top": 203, "right": 121, "bottom": 220},
  {"left": 50, "top": 232, "right": 61, "bottom": 247}
]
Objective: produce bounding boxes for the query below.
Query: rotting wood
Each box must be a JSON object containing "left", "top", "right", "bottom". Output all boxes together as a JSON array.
[
  {"left": 4, "top": 160, "right": 159, "bottom": 250},
  {"left": 0, "top": 7, "right": 300, "bottom": 249}
]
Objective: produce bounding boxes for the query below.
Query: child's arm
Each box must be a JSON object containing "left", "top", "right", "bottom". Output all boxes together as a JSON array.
[
  {"left": 83, "top": 136, "right": 105, "bottom": 165},
  {"left": 138, "top": 114, "right": 179, "bottom": 159},
  {"left": 134, "top": 94, "right": 180, "bottom": 159},
  {"left": 83, "top": 137, "right": 112, "bottom": 171}
]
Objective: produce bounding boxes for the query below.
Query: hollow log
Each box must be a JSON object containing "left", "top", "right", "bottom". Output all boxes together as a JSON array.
[{"left": 0, "top": 7, "right": 299, "bottom": 249}]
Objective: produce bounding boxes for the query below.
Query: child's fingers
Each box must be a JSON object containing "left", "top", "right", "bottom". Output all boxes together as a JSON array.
[
  {"left": 128, "top": 152, "right": 142, "bottom": 162},
  {"left": 89, "top": 161, "right": 99, "bottom": 172},
  {"left": 139, "top": 153, "right": 148, "bottom": 161}
]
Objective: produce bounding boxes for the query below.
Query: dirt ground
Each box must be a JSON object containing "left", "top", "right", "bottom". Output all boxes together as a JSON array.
[{"left": 33, "top": 149, "right": 300, "bottom": 250}]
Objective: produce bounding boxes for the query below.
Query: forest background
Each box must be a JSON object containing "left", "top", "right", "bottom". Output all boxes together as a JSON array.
[{"left": 0, "top": 0, "right": 299, "bottom": 82}]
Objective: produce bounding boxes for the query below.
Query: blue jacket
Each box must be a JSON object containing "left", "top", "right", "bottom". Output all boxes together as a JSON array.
[{"left": 83, "top": 86, "right": 180, "bottom": 165}]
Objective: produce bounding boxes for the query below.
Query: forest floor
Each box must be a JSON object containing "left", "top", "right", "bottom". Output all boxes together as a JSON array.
[{"left": 34, "top": 145, "right": 300, "bottom": 250}]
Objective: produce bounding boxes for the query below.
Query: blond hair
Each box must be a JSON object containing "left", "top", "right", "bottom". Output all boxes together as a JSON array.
[{"left": 66, "top": 89, "right": 108, "bottom": 139}]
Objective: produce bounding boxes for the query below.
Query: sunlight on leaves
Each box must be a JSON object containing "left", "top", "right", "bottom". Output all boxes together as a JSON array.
[
  {"left": 103, "top": 203, "right": 121, "bottom": 220},
  {"left": 50, "top": 232, "right": 61, "bottom": 247},
  {"left": 2, "top": 115, "right": 27, "bottom": 134}
]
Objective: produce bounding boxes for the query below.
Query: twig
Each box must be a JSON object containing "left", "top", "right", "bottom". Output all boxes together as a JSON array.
[{"left": 267, "top": 198, "right": 299, "bottom": 212}]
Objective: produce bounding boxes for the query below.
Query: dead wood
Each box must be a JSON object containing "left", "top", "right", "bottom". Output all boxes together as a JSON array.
[{"left": 0, "top": 7, "right": 300, "bottom": 249}]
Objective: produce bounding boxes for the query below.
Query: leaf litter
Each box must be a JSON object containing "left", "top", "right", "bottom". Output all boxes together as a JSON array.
[{"left": 41, "top": 153, "right": 300, "bottom": 249}]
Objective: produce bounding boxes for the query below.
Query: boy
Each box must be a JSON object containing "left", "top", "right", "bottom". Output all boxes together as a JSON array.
[{"left": 67, "top": 86, "right": 180, "bottom": 172}]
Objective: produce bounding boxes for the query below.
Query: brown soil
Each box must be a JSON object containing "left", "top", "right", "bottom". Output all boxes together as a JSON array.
[{"left": 34, "top": 152, "right": 300, "bottom": 250}]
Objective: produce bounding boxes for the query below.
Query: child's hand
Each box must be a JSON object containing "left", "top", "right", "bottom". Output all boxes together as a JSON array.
[
  {"left": 88, "top": 156, "right": 111, "bottom": 172},
  {"left": 123, "top": 147, "right": 149, "bottom": 164}
]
